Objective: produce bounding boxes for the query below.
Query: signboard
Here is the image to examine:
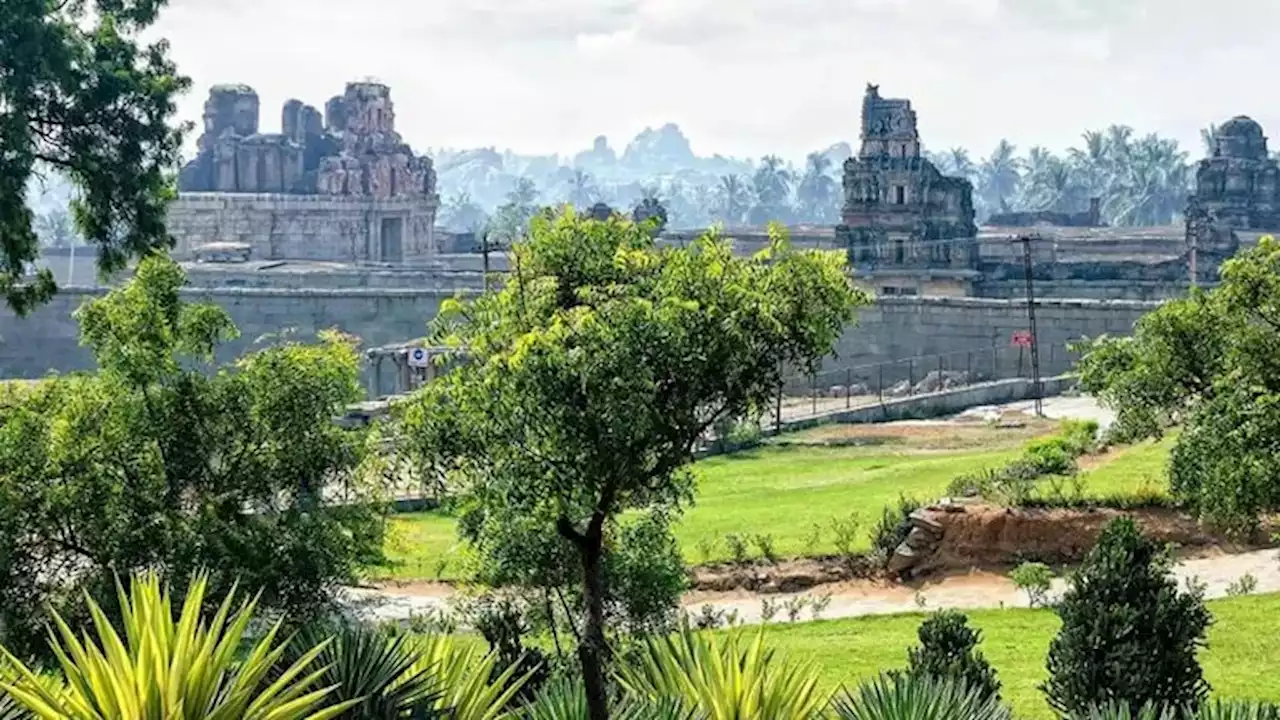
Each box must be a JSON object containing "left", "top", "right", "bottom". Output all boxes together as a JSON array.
[
  {"left": 1011, "top": 331, "right": 1033, "bottom": 348},
  {"left": 407, "top": 347, "right": 431, "bottom": 368}
]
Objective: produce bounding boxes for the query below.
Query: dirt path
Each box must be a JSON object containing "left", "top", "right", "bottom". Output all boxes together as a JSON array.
[{"left": 345, "top": 547, "right": 1280, "bottom": 626}]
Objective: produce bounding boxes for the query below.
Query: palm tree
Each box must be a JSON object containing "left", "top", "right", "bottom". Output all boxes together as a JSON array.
[
  {"left": 713, "top": 174, "right": 751, "bottom": 225},
  {"left": 1201, "top": 124, "right": 1219, "bottom": 156},
  {"left": 748, "top": 155, "right": 795, "bottom": 225},
  {"left": 796, "top": 152, "right": 839, "bottom": 223},
  {"left": 977, "top": 140, "right": 1023, "bottom": 216},
  {"left": 568, "top": 170, "right": 597, "bottom": 208},
  {"left": 947, "top": 147, "right": 977, "bottom": 182}
]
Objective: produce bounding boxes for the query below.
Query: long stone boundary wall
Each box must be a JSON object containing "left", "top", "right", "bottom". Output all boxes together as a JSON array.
[{"left": 0, "top": 290, "right": 1160, "bottom": 382}]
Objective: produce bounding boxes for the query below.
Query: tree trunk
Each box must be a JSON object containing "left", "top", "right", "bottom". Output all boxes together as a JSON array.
[{"left": 577, "top": 526, "right": 610, "bottom": 720}]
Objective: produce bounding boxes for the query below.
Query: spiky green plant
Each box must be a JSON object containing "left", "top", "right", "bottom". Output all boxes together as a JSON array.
[
  {"left": 1070, "top": 699, "right": 1280, "bottom": 720},
  {"left": 616, "top": 626, "right": 827, "bottom": 719},
  {"left": 282, "top": 623, "right": 445, "bottom": 719},
  {"left": 1197, "top": 700, "right": 1280, "bottom": 720},
  {"left": 520, "top": 675, "right": 703, "bottom": 720},
  {"left": 831, "top": 673, "right": 1011, "bottom": 720},
  {"left": 0, "top": 572, "right": 355, "bottom": 720},
  {"left": 405, "top": 634, "right": 532, "bottom": 720}
]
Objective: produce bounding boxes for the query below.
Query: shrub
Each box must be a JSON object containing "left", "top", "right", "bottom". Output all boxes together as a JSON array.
[
  {"left": 871, "top": 495, "right": 923, "bottom": 560},
  {"left": 1010, "top": 562, "right": 1054, "bottom": 608},
  {"left": 1042, "top": 517, "right": 1212, "bottom": 716},
  {"left": 753, "top": 533, "right": 779, "bottom": 564},
  {"left": 832, "top": 673, "right": 1011, "bottom": 720},
  {"left": 0, "top": 572, "right": 352, "bottom": 720},
  {"left": 904, "top": 610, "right": 1002, "bottom": 703},
  {"left": 1226, "top": 573, "right": 1258, "bottom": 597},
  {"left": 830, "top": 513, "right": 863, "bottom": 566},
  {"left": 724, "top": 533, "right": 749, "bottom": 564},
  {"left": 616, "top": 626, "right": 827, "bottom": 719}
]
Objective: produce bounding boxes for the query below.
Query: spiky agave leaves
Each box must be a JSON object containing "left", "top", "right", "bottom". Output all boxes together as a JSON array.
[
  {"left": 1069, "top": 700, "right": 1280, "bottom": 720},
  {"left": 404, "top": 634, "right": 533, "bottom": 720},
  {"left": 616, "top": 626, "right": 827, "bottom": 720},
  {"left": 520, "top": 674, "right": 704, "bottom": 720},
  {"left": 0, "top": 571, "right": 356, "bottom": 720},
  {"left": 283, "top": 623, "right": 445, "bottom": 719},
  {"left": 830, "top": 673, "right": 1011, "bottom": 720}
]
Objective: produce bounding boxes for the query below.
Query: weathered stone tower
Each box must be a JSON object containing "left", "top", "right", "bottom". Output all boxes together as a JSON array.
[
  {"left": 171, "top": 81, "right": 439, "bottom": 264},
  {"left": 838, "top": 84, "right": 979, "bottom": 295}
]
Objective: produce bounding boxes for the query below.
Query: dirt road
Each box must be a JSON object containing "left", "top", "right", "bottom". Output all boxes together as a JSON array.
[{"left": 347, "top": 546, "right": 1279, "bottom": 625}]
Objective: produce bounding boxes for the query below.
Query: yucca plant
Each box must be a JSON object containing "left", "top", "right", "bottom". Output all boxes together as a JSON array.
[
  {"left": 282, "top": 623, "right": 445, "bottom": 718},
  {"left": 1068, "top": 700, "right": 1180, "bottom": 720},
  {"left": 1198, "top": 700, "right": 1280, "bottom": 720},
  {"left": 0, "top": 572, "right": 355, "bottom": 720},
  {"left": 616, "top": 626, "right": 827, "bottom": 719},
  {"left": 405, "top": 634, "right": 533, "bottom": 720},
  {"left": 520, "top": 674, "right": 704, "bottom": 720},
  {"left": 831, "top": 673, "right": 1011, "bottom": 720},
  {"left": 1071, "top": 699, "right": 1280, "bottom": 720}
]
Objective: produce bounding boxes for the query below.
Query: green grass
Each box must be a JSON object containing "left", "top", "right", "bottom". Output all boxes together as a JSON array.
[
  {"left": 376, "top": 428, "right": 1184, "bottom": 582},
  {"left": 1077, "top": 433, "right": 1178, "bottom": 497},
  {"left": 378, "top": 443, "right": 1021, "bottom": 580},
  {"left": 757, "top": 592, "right": 1280, "bottom": 719}
]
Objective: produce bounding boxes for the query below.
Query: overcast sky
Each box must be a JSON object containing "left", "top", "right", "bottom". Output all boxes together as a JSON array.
[{"left": 151, "top": 0, "right": 1280, "bottom": 163}]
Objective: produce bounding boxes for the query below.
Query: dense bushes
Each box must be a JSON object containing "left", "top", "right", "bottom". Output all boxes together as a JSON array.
[
  {"left": 0, "top": 257, "right": 387, "bottom": 660},
  {"left": 1043, "top": 517, "right": 1212, "bottom": 716},
  {"left": 947, "top": 420, "right": 1111, "bottom": 506}
]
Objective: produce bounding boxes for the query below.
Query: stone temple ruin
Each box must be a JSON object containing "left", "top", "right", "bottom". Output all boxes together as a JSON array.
[
  {"left": 837, "top": 84, "right": 980, "bottom": 296},
  {"left": 169, "top": 81, "right": 438, "bottom": 264}
]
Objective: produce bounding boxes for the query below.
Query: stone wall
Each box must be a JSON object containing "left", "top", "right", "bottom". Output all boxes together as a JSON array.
[
  {"left": 0, "top": 290, "right": 1158, "bottom": 389},
  {"left": 168, "top": 193, "right": 438, "bottom": 263},
  {"left": 0, "top": 287, "right": 451, "bottom": 380}
]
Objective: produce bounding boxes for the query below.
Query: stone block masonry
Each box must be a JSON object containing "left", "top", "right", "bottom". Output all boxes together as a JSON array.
[
  {"left": 0, "top": 287, "right": 453, "bottom": 380},
  {"left": 0, "top": 291, "right": 1160, "bottom": 386},
  {"left": 168, "top": 193, "right": 438, "bottom": 263}
]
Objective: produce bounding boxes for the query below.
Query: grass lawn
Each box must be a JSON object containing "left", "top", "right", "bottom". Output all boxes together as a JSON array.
[
  {"left": 757, "top": 592, "right": 1280, "bottom": 719},
  {"left": 379, "top": 439, "right": 1025, "bottom": 581},
  {"left": 1075, "top": 433, "right": 1178, "bottom": 497},
  {"left": 376, "top": 421, "right": 1182, "bottom": 582}
]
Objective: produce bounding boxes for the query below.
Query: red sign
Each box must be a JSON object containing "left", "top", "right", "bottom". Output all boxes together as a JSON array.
[{"left": 1011, "top": 331, "right": 1033, "bottom": 348}]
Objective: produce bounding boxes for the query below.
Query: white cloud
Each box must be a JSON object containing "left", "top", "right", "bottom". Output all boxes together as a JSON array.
[{"left": 150, "top": 0, "right": 1280, "bottom": 164}]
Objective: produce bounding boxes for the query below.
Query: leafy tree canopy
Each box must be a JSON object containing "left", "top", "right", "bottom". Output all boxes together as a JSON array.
[
  {"left": 395, "top": 210, "right": 867, "bottom": 718},
  {"left": 0, "top": 255, "right": 386, "bottom": 659},
  {"left": 1, "top": 0, "right": 188, "bottom": 313},
  {"left": 1076, "top": 235, "right": 1280, "bottom": 533}
]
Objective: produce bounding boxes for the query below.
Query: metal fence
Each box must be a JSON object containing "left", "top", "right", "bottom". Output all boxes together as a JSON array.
[{"left": 768, "top": 340, "right": 1082, "bottom": 429}]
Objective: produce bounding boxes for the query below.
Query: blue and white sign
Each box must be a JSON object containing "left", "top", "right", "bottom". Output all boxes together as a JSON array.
[{"left": 407, "top": 347, "right": 430, "bottom": 368}]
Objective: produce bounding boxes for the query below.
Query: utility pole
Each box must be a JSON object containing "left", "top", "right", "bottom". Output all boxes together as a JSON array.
[
  {"left": 1189, "top": 234, "right": 1198, "bottom": 289},
  {"left": 1015, "top": 234, "right": 1043, "bottom": 417},
  {"left": 481, "top": 230, "right": 492, "bottom": 292}
]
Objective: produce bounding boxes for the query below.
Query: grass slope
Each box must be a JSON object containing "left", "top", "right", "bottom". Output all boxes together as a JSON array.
[
  {"left": 379, "top": 443, "right": 1021, "bottom": 580},
  {"left": 758, "top": 592, "right": 1280, "bottom": 719},
  {"left": 377, "top": 423, "right": 1181, "bottom": 581}
]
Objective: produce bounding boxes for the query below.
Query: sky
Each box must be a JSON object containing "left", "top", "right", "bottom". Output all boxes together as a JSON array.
[{"left": 150, "top": 0, "right": 1280, "bottom": 164}]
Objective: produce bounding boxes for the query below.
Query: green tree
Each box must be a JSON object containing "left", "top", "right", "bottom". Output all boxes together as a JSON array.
[
  {"left": 1042, "top": 518, "right": 1211, "bottom": 716},
  {"left": 395, "top": 211, "right": 866, "bottom": 719},
  {"left": 1075, "top": 237, "right": 1280, "bottom": 533},
  {"left": 0, "top": 255, "right": 386, "bottom": 659},
  {"left": 1, "top": 0, "right": 189, "bottom": 313},
  {"left": 903, "top": 610, "right": 1002, "bottom": 703},
  {"left": 796, "top": 152, "right": 839, "bottom": 224}
]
